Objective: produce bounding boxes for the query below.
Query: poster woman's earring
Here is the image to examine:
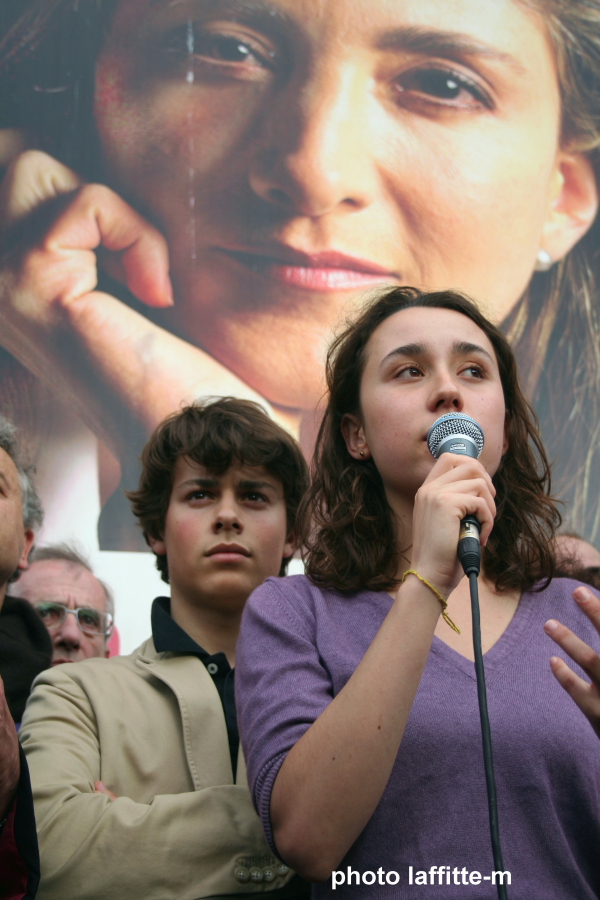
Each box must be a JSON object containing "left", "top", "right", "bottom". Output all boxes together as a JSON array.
[
  {"left": 360, "top": 451, "right": 365, "bottom": 457},
  {"left": 535, "top": 249, "right": 554, "bottom": 272}
]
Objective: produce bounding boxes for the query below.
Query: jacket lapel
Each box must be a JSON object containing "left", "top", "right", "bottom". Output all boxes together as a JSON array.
[{"left": 136, "top": 646, "right": 234, "bottom": 790}]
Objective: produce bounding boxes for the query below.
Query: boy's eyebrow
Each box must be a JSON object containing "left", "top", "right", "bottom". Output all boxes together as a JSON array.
[
  {"left": 178, "top": 476, "right": 279, "bottom": 492},
  {"left": 380, "top": 340, "right": 494, "bottom": 369},
  {"left": 237, "top": 479, "right": 278, "bottom": 493},
  {"left": 180, "top": 476, "right": 219, "bottom": 488}
]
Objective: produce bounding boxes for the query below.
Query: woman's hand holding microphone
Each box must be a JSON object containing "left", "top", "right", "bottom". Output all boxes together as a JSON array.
[{"left": 409, "top": 453, "right": 497, "bottom": 604}]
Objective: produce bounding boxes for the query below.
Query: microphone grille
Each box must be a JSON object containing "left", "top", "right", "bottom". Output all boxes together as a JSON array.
[{"left": 427, "top": 413, "right": 484, "bottom": 459}]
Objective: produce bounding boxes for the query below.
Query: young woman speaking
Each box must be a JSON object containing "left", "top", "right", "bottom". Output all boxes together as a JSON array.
[{"left": 236, "top": 287, "right": 600, "bottom": 899}]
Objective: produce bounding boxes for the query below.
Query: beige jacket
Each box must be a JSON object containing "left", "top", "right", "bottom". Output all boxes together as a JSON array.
[{"left": 19, "top": 638, "right": 299, "bottom": 900}]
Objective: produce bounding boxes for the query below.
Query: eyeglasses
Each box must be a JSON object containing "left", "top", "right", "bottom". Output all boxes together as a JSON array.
[{"left": 34, "top": 602, "right": 114, "bottom": 637}]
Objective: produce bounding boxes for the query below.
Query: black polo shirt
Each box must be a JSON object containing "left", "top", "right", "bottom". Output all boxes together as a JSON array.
[{"left": 151, "top": 597, "right": 239, "bottom": 775}]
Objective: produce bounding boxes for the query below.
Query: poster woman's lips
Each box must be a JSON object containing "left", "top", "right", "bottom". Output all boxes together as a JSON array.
[{"left": 214, "top": 246, "right": 399, "bottom": 291}]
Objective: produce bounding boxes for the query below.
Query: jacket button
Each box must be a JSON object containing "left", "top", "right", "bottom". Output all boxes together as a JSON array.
[
  {"left": 249, "top": 867, "right": 264, "bottom": 882},
  {"left": 275, "top": 863, "right": 290, "bottom": 875},
  {"left": 234, "top": 866, "right": 250, "bottom": 883},
  {"left": 263, "top": 867, "right": 276, "bottom": 882}
]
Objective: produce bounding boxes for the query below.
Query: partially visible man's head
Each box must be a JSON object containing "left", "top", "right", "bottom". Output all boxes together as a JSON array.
[
  {"left": 554, "top": 533, "right": 600, "bottom": 570},
  {"left": 12, "top": 544, "right": 114, "bottom": 665},
  {"left": 0, "top": 415, "right": 43, "bottom": 600},
  {"left": 554, "top": 533, "right": 600, "bottom": 591}
]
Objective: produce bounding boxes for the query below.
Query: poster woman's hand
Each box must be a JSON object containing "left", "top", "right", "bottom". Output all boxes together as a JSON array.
[
  {"left": 544, "top": 587, "right": 600, "bottom": 740},
  {"left": 0, "top": 150, "right": 287, "bottom": 465}
]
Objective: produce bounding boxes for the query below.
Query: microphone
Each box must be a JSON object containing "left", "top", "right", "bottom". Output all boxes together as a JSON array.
[
  {"left": 428, "top": 415, "right": 508, "bottom": 899},
  {"left": 427, "top": 413, "right": 484, "bottom": 576}
]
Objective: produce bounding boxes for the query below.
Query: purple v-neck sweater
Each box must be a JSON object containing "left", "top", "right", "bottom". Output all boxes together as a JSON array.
[{"left": 236, "top": 576, "right": 600, "bottom": 899}]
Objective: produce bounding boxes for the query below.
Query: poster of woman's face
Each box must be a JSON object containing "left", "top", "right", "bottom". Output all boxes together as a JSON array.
[{"left": 1, "top": 0, "right": 599, "bottom": 627}]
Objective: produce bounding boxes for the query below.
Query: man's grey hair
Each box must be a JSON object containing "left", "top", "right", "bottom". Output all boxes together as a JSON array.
[
  {"left": 29, "top": 542, "right": 115, "bottom": 620},
  {"left": 0, "top": 414, "right": 44, "bottom": 531}
]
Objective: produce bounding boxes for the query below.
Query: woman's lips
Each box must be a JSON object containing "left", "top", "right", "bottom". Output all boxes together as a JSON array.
[{"left": 214, "top": 247, "right": 398, "bottom": 291}]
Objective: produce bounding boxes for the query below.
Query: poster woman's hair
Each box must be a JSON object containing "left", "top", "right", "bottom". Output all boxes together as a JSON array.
[
  {"left": 1, "top": 0, "right": 600, "bottom": 539},
  {"left": 300, "top": 287, "right": 561, "bottom": 595}
]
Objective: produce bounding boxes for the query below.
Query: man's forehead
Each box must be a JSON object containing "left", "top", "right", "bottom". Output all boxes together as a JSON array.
[
  {"left": 0, "top": 447, "right": 20, "bottom": 491},
  {"left": 20, "top": 560, "right": 107, "bottom": 609}
]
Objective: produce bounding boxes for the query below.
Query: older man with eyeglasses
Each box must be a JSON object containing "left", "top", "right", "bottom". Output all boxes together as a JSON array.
[{"left": 12, "top": 545, "right": 114, "bottom": 665}]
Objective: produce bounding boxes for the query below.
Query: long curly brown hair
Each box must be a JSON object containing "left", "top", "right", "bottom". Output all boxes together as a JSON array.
[{"left": 301, "top": 287, "right": 561, "bottom": 594}]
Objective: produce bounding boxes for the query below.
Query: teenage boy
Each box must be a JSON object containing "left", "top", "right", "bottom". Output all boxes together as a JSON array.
[{"left": 20, "top": 398, "right": 309, "bottom": 900}]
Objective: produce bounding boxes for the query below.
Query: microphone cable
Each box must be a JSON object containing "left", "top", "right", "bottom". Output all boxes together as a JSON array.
[{"left": 458, "top": 517, "right": 508, "bottom": 900}]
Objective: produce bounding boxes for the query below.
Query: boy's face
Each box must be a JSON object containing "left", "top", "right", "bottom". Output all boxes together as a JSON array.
[{"left": 149, "top": 458, "right": 294, "bottom": 610}]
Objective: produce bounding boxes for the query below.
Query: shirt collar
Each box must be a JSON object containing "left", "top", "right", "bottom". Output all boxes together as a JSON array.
[{"left": 151, "top": 596, "right": 210, "bottom": 658}]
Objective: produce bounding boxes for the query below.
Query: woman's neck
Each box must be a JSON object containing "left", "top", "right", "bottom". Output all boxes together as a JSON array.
[{"left": 389, "top": 493, "right": 416, "bottom": 582}]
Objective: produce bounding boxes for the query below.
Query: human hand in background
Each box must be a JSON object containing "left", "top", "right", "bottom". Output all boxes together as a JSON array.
[
  {"left": 0, "top": 148, "right": 295, "bottom": 471},
  {"left": 0, "top": 675, "right": 20, "bottom": 821},
  {"left": 544, "top": 586, "right": 600, "bottom": 740}
]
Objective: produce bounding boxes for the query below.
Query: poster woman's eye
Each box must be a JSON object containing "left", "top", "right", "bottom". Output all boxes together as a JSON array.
[
  {"left": 163, "top": 25, "right": 276, "bottom": 72},
  {"left": 395, "top": 66, "right": 492, "bottom": 110},
  {"left": 195, "top": 33, "right": 274, "bottom": 67}
]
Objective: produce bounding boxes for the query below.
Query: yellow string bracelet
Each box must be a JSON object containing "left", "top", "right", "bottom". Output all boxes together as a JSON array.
[{"left": 401, "top": 569, "right": 461, "bottom": 634}]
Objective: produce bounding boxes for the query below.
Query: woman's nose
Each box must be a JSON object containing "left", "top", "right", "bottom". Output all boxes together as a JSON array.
[
  {"left": 249, "top": 65, "right": 378, "bottom": 217},
  {"left": 429, "top": 372, "right": 464, "bottom": 413}
]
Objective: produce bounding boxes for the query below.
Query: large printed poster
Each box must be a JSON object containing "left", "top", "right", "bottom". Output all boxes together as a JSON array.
[{"left": 1, "top": 0, "right": 599, "bottom": 649}]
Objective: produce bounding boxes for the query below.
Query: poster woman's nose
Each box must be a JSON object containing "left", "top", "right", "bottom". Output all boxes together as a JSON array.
[{"left": 248, "top": 69, "right": 379, "bottom": 218}]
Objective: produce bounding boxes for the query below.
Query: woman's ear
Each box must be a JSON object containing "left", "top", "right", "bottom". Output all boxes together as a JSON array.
[
  {"left": 341, "top": 413, "right": 371, "bottom": 460},
  {"left": 502, "top": 411, "right": 510, "bottom": 457},
  {"left": 540, "top": 152, "right": 598, "bottom": 263}
]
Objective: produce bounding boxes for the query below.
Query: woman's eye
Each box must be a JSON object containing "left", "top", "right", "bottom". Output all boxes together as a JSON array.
[
  {"left": 244, "top": 492, "right": 267, "bottom": 503},
  {"left": 164, "top": 26, "right": 276, "bottom": 72},
  {"left": 463, "top": 365, "right": 485, "bottom": 378},
  {"left": 195, "top": 33, "right": 273, "bottom": 67},
  {"left": 395, "top": 365, "right": 423, "bottom": 379},
  {"left": 395, "top": 66, "right": 492, "bottom": 110}
]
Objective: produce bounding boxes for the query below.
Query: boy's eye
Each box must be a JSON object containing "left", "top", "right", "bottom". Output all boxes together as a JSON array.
[{"left": 188, "top": 490, "right": 210, "bottom": 501}]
